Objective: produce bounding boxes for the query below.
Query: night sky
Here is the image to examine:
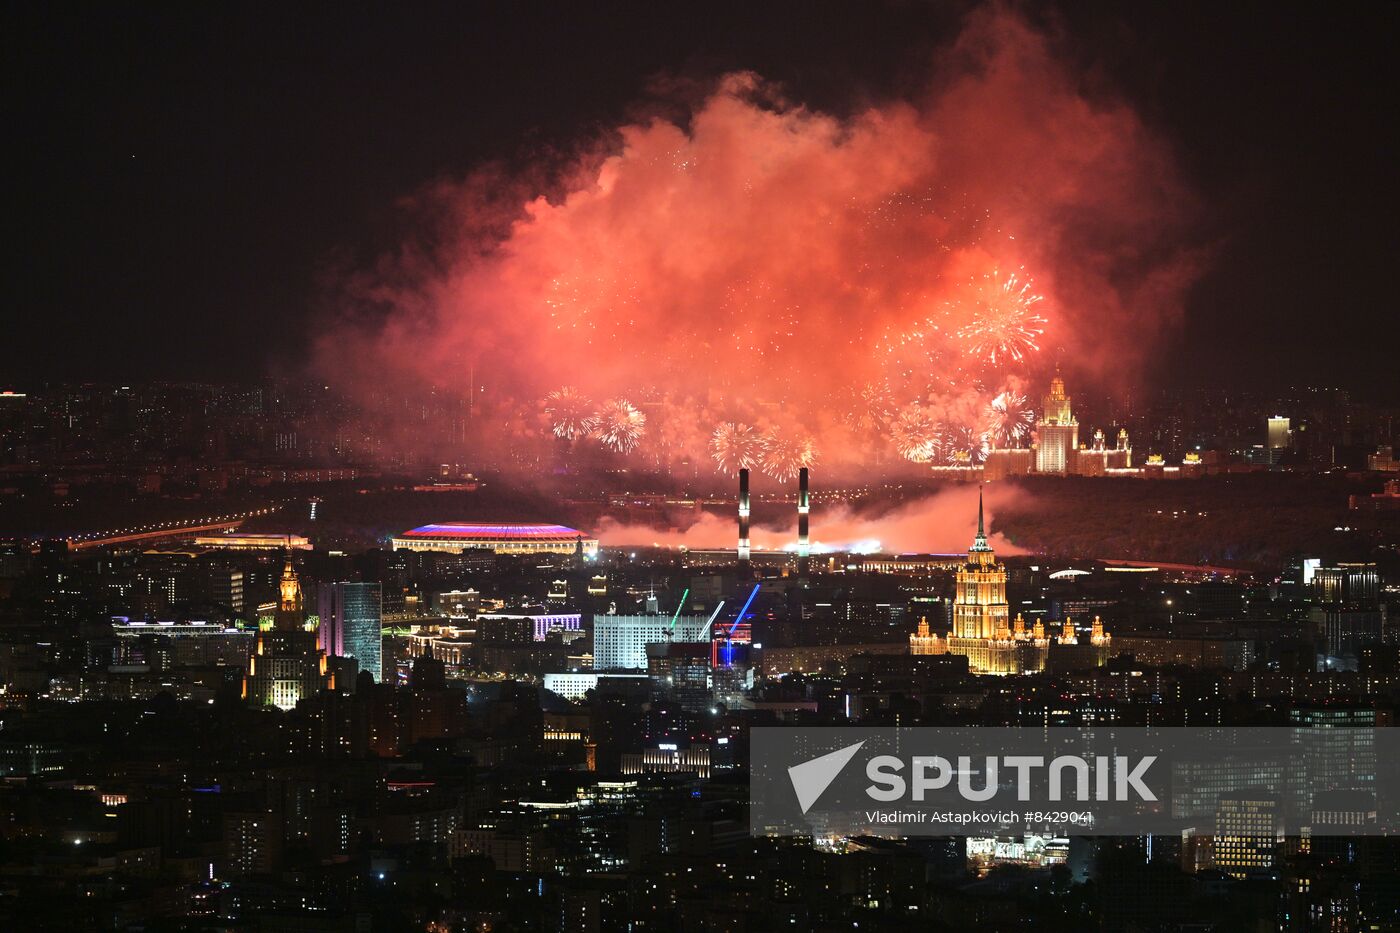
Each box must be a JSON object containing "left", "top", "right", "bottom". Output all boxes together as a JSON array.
[{"left": 7, "top": 2, "right": 1397, "bottom": 393}]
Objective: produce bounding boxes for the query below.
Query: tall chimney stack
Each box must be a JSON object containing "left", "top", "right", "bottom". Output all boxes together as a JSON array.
[
  {"left": 737, "top": 468, "right": 751, "bottom": 568},
  {"left": 797, "top": 467, "right": 810, "bottom": 572}
]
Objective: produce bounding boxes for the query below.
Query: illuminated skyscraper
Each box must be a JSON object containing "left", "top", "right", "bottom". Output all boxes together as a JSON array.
[
  {"left": 1213, "top": 792, "right": 1283, "bottom": 880},
  {"left": 646, "top": 641, "right": 711, "bottom": 711},
  {"left": 796, "top": 466, "right": 810, "bottom": 578},
  {"left": 1309, "top": 563, "right": 1383, "bottom": 664},
  {"left": 1267, "top": 416, "right": 1292, "bottom": 451},
  {"left": 1266, "top": 416, "right": 1292, "bottom": 466},
  {"left": 593, "top": 613, "right": 708, "bottom": 671},
  {"left": 737, "top": 468, "right": 751, "bottom": 567},
  {"left": 945, "top": 490, "right": 1048, "bottom": 674},
  {"left": 318, "top": 581, "right": 384, "bottom": 682},
  {"left": 243, "top": 557, "right": 329, "bottom": 709},
  {"left": 1035, "top": 375, "right": 1079, "bottom": 474}
]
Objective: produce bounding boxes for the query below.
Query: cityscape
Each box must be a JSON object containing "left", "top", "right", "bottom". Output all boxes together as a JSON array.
[{"left": 5, "top": 3, "right": 1399, "bottom": 932}]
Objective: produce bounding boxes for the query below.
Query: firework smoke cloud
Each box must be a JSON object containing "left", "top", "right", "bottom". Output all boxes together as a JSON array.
[{"left": 319, "top": 6, "right": 1202, "bottom": 477}]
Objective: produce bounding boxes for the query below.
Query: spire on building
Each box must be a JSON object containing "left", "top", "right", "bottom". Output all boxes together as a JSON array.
[
  {"left": 1061, "top": 617, "right": 1077, "bottom": 644},
  {"left": 274, "top": 552, "right": 304, "bottom": 629},
  {"left": 971, "top": 486, "right": 991, "bottom": 552},
  {"left": 1091, "top": 615, "right": 1110, "bottom": 645},
  {"left": 993, "top": 614, "right": 1012, "bottom": 641},
  {"left": 279, "top": 556, "right": 299, "bottom": 608},
  {"left": 945, "top": 488, "right": 1044, "bottom": 674},
  {"left": 249, "top": 552, "right": 326, "bottom": 708}
]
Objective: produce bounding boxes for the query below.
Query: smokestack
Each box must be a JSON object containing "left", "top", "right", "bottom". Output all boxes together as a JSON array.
[
  {"left": 797, "top": 467, "right": 810, "bottom": 568},
  {"left": 737, "top": 468, "right": 751, "bottom": 567}
]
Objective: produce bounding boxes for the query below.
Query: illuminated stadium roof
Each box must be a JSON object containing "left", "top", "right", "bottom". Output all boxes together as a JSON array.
[
  {"left": 392, "top": 523, "right": 598, "bottom": 556},
  {"left": 401, "top": 523, "right": 585, "bottom": 541}
]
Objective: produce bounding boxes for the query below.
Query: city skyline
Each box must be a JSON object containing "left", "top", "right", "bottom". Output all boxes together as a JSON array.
[{"left": 3, "top": 5, "right": 1399, "bottom": 930}]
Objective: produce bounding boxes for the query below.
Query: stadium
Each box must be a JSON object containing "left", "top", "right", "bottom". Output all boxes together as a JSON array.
[{"left": 390, "top": 523, "right": 598, "bottom": 557}]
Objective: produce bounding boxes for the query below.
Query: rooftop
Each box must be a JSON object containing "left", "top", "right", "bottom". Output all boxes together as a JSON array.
[{"left": 398, "top": 523, "right": 590, "bottom": 541}]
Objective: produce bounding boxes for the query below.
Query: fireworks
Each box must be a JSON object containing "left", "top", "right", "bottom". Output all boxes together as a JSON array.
[
  {"left": 955, "top": 269, "right": 1046, "bottom": 365},
  {"left": 878, "top": 314, "right": 954, "bottom": 397},
  {"left": 945, "top": 424, "right": 991, "bottom": 464},
  {"left": 710, "top": 422, "right": 763, "bottom": 475},
  {"left": 845, "top": 379, "right": 896, "bottom": 432},
  {"left": 760, "top": 428, "right": 818, "bottom": 481},
  {"left": 543, "top": 386, "right": 597, "bottom": 440},
  {"left": 889, "top": 403, "right": 943, "bottom": 463},
  {"left": 592, "top": 398, "right": 647, "bottom": 453},
  {"left": 985, "top": 390, "right": 1035, "bottom": 447},
  {"left": 325, "top": 7, "right": 1205, "bottom": 483}
]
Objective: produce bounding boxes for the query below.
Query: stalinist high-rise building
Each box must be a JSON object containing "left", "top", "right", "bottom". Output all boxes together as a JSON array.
[
  {"left": 243, "top": 556, "right": 330, "bottom": 710},
  {"left": 1035, "top": 373, "right": 1079, "bottom": 474},
  {"left": 985, "top": 374, "right": 1132, "bottom": 478},
  {"left": 911, "top": 491, "right": 1111, "bottom": 673},
  {"left": 943, "top": 490, "right": 1049, "bottom": 675}
]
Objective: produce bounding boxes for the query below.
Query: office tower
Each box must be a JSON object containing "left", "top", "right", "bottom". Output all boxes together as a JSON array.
[
  {"left": 318, "top": 581, "right": 384, "bottom": 683},
  {"left": 1212, "top": 792, "right": 1283, "bottom": 879},
  {"left": 1311, "top": 563, "right": 1380, "bottom": 605},
  {"left": 1308, "top": 563, "right": 1384, "bottom": 665},
  {"left": 1289, "top": 707, "right": 1378, "bottom": 813},
  {"left": 593, "top": 612, "right": 709, "bottom": 671},
  {"left": 1267, "top": 416, "right": 1292, "bottom": 458},
  {"left": 647, "top": 641, "right": 711, "bottom": 711}
]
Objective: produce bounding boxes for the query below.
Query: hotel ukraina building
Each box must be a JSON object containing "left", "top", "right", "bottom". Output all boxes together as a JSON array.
[{"left": 910, "top": 492, "right": 1110, "bottom": 674}]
